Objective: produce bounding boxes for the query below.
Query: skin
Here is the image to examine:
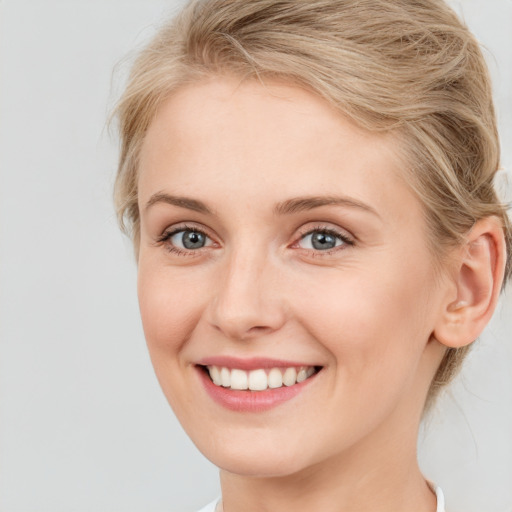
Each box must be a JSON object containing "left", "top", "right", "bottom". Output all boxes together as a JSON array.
[{"left": 136, "top": 76, "right": 463, "bottom": 512}]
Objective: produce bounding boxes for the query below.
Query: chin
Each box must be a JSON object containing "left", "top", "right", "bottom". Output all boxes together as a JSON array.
[
  {"left": 193, "top": 431, "right": 315, "bottom": 478},
  {"left": 214, "top": 453, "right": 309, "bottom": 479}
]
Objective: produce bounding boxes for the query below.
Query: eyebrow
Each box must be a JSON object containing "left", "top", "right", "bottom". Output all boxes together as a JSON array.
[
  {"left": 144, "top": 192, "right": 379, "bottom": 218},
  {"left": 274, "top": 195, "right": 380, "bottom": 217},
  {"left": 144, "top": 192, "right": 213, "bottom": 214}
]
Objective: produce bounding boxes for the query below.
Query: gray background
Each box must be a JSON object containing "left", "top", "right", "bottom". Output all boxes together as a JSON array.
[{"left": 0, "top": 1, "right": 510, "bottom": 511}]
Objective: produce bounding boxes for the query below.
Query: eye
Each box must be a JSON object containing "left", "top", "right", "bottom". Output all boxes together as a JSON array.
[
  {"left": 297, "top": 228, "right": 352, "bottom": 251},
  {"left": 170, "top": 229, "right": 210, "bottom": 250},
  {"left": 156, "top": 226, "right": 215, "bottom": 254}
]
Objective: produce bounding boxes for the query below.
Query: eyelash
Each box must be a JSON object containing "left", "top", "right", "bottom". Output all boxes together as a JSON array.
[
  {"left": 294, "top": 225, "right": 354, "bottom": 255},
  {"left": 156, "top": 224, "right": 213, "bottom": 256},
  {"left": 155, "top": 224, "right": 354, "bottom": 257}
]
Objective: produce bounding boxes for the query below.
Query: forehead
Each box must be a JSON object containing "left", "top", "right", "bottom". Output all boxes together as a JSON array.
[
  {"left": 141, "top": 76, "right": 393, "bottom": 163},
  {"left": 138, "top": 76, "right": 419, "bottom": 224}
]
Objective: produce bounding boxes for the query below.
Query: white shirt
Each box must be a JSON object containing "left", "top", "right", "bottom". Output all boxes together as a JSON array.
[{"left": 196, "top": 486, "right": 446, "bottom": 512}]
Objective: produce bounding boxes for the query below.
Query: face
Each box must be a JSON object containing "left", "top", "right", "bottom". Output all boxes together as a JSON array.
[{"left": 137, "top": 77, "right": 447, "bottom": 478}]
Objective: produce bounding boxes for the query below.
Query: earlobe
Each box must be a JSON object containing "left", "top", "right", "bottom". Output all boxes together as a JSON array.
[{"left": 434, "top": 217, "right": 506, "bottom": 348}]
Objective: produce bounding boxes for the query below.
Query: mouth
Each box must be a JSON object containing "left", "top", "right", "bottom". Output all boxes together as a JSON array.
[
  {"left": 195, "top": 358, "right": 322, "bottom": 412},
  {"left": 201, "top": 364, "right": 320, "bottom": 391}
]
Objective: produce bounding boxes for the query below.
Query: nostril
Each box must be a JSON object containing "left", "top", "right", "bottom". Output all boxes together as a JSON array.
[
  {"left": 208, "top": 287, "right": 287, "bottom": 340},
  {"left": 248, "top": 325, "right": 270, "bottom": 333},
  {"left": 241, "top": 325, "right": 277, "bottom": 339}
]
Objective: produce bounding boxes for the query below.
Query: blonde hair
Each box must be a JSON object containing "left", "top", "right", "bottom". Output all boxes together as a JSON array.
[{"left": 113, "top": 0, "right": 511, "bottom": 404}]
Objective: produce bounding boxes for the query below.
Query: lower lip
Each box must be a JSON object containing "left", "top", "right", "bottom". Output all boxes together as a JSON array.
[{"left": 197, "top": 367, "right": 317, "bottom": 412}]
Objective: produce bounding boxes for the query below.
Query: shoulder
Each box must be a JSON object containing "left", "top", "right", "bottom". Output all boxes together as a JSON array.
[
  {"left": 194, "top": 499, "right": 219, "bottom": 512},
  {"left": 434, "top": 485, "right": 445, "bottom": 512}
]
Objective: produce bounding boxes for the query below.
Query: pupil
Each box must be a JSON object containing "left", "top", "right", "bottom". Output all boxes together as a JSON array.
[
  {"left": 312, "top": 232, "right": 336, "bottom": 250},
  {"left": 182, "top": 231, "right": 205, "bottom": 249}
]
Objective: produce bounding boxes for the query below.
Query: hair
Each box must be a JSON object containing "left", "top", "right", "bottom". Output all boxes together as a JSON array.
[{"left": 113, "top": 0, "right": 511, "bottom": 406}]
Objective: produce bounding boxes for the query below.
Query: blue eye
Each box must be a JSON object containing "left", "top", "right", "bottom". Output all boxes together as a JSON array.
[
  {"left": 298, "top": 230, "right": 349, "bottom": 251},
  {"left": 168, "top": 229, "right": 212, "bottom": 250}
]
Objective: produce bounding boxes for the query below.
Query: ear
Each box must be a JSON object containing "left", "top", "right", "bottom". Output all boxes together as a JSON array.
[{"left": 434, "top": 217, "right": 507, "bottom": 348}]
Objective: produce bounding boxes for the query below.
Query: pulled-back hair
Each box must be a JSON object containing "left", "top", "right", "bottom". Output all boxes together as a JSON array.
[{"left": 113, "top": 0, "right": 511, "bottom": 405}]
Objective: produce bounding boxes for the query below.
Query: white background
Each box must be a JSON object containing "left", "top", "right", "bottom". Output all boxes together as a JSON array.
[{"left": 0, "top": 1, "right": 510, "bottom": 511}]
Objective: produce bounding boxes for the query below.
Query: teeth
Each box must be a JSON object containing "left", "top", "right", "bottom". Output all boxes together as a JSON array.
[
  {"left": 296, "top": 368, "right": 308, "bottom": 383},
  {"left": 268, "top": 368, "right": 283, "bottom": 389},
  {"left": 283, "top": 367, "right": 297, "bottom": 386},
  {"left": 230, "top": 369, "right": 248, "bottom": 390},
  {"left": 220, "top": 367, "right": 231, "bottom": 387},
  {"left": 206, "top": 365, "right": 317, "bottom": 391},
  {"left": 248, "top": 369, "right": 267, "bottom": 391},
  {"left": 210, "top": 366, "right": 222, "bottom": 386}
]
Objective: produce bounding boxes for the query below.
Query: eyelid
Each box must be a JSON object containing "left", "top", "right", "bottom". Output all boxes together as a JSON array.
[
  {"left": 154, "top": 222, "right": 354, "bottom": 256},
  {"left": 156, "top": 223, "right": 207, "bottom": 242},
  {"left": 291, "top": 224, "right": 355, "bottom": 251},
  {"left": 155, "top": 223, "right": 219, "bottom": 254}
]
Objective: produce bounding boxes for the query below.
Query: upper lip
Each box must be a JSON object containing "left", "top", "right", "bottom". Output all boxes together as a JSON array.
[{"left": 196, "top": 356, "right": 321, "bottom": 371}]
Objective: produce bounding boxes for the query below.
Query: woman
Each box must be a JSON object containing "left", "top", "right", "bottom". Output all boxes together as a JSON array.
[{"left": 113, "top": 1, "right": 511, "bottom": 510}]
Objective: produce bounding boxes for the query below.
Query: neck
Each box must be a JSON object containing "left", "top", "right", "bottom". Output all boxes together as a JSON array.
[{"left": 219, "top": 439, "right": 435, "bottom": 512}]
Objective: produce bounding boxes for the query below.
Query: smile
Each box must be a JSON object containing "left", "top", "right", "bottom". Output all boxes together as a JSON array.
[
  {"left": 206, "top": 365, "right": 317, "bottom": 391},
  {"left": 196, "top": 359, "right": 322, "bottom": 412}
]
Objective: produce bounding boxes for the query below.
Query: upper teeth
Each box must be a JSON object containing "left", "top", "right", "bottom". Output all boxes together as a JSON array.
[{"left": 207, "top": 366, "right": 316, "bottom": 391}]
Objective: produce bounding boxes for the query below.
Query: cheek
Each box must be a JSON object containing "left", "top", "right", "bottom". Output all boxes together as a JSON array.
[
  {"left": 293, "top": 267, "right": 437, "bottom": 436},
  {"left": 293, "top": 260, "right": 436, "bottom": 379},
  {"left": 136, "top": 262, "right": 212, "bottom": 419},
  {"left": 137, "top": 264, "right": 205, "bottom": 360}
]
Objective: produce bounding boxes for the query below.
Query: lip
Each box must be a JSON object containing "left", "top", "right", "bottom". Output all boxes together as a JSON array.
[
  {"left": 195, "top": 358, "right": 321, "bottom": 413},
  {"left": 196, "top": 356, "right": 319, "bottom": 371}
]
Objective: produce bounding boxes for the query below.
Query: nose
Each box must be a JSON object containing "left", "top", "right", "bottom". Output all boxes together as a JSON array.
[{"left": 207, "top": 249, "right": 287, "bottom": 341}]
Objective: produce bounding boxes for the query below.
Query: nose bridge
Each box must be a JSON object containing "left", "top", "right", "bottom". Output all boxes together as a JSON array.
[{"left": 209, "top": 243, "right": 285, "bottom": 340}]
